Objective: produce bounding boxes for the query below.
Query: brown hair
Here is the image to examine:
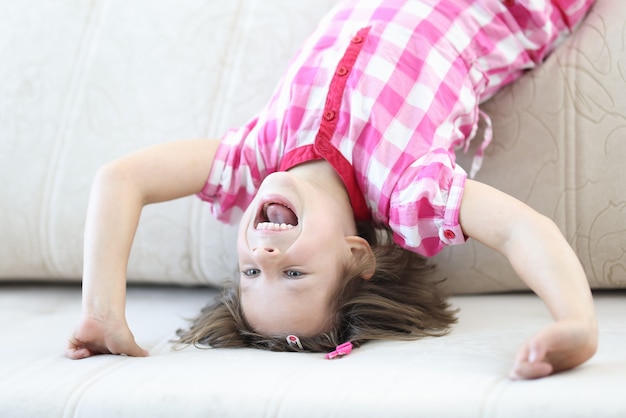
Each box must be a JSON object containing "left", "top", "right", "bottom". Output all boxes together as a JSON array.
[{"left": 175, "top": 223, "right": 457, "bottom": 353}]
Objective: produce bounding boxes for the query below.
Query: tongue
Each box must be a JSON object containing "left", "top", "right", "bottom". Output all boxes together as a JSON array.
[{"left": 265, "top": 203, "right": 298, "bottom": 225}]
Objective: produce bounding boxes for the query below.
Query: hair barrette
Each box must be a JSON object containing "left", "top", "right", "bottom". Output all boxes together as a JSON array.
[
  {"left": 325, "top": 341, "right": 353, "bottom": 360},
  {"left": 286, "top": 334, "right": 303, "bottom": 350}
]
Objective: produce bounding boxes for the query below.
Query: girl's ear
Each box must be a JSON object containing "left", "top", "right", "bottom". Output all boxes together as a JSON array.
[{"left": 346, "top": 236, "right": 376, "bottom": 280}]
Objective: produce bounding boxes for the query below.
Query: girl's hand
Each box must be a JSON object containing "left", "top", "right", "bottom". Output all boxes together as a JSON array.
[
  {"left": 510, "top": 319, "right": 598, "bottom": 379},
  {"left": 66, "top": 315, "right": 148, "bottom": 360}
]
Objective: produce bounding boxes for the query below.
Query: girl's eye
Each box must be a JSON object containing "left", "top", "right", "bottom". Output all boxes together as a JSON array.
[
  {"left": 285, "top": 270, "right": 303, "bottom": 278},
  {"left": 242, "top": 268, "right": 261, "bottom": 277}
]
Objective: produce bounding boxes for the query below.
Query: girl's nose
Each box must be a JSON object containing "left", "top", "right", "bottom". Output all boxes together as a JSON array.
[
  {"left": 251, "top": 247, "right": 282, "bottom": 270},
  {"left": 252, "top": 246, "right": 280, "bottom": 255}
]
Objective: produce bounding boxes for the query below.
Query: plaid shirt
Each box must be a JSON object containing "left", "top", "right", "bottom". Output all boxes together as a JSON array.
[{"left": 200, "top": 0, "right": 593, "bottom": 257}]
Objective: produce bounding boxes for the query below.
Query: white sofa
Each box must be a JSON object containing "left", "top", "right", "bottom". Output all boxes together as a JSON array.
[{"left": 1, "top": 0, "right": 625, "bottom": 416}]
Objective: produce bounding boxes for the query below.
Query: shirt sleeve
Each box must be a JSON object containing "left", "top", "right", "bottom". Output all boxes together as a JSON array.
[
  {"left": 197, "top": 116, "right": 273, "bottom": 224},
  {"left": 551, "top": 0, "right": 595, "bottom": 30},
  {"left": 388, "top": 157, "right": 467, "bottom": 258}
]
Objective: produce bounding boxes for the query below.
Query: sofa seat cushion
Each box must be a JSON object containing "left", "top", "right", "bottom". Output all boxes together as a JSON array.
[{"left": 0, "top": 284, "right": 624, "bottom": 417}]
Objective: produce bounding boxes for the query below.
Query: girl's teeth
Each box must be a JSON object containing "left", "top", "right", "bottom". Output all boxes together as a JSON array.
[{"left": 256, "top": 222, "right": 294, "bottom": 231}]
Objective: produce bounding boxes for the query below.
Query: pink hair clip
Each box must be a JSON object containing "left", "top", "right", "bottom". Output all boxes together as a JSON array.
[
  {"left": 325, "top": 341, "right": 353, "bottom": 359},
  {"left": 286, "top": 335, "right": 303, "bottom": 350}
]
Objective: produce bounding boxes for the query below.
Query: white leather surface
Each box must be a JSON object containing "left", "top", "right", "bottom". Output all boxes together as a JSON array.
[
  {"left": 0, "top": 285, "right": 624, "bottom": 417},
  {"left": 2, "top": 0, "right": 626, "bottom": 292}
]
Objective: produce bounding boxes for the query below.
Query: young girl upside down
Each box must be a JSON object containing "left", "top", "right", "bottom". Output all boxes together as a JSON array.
[{"left": 67, "top": 0, "right": 598, "bottom": 380}]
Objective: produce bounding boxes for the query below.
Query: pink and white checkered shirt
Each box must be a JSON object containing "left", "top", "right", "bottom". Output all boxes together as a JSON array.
[{"left": 199, "top": 0, "right": 593, "bottom": 257}]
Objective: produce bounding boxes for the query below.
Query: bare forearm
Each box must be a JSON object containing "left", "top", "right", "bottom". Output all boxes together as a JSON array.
[
  {"left": 502, "top": 213, "right": 595, "bottom": 323},
  {"left": 81, "top": 163, "right": 144, "bottom": 320},
  {"left": 460, "top": 180, "right": 595, "bottom": 322},
  {"left": 460, "top": 180, "right": 597, "bottom": 377},
  {"left": 80, "top": 139, "right": 220, "bottom": 320},
  {"left": 70, "top": 139, "right": 219, "bottom": 358}
]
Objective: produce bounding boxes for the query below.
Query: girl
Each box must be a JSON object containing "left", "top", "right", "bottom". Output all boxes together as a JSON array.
[{"left": 67, "top": 0, "right": 598, "bottom": 380}]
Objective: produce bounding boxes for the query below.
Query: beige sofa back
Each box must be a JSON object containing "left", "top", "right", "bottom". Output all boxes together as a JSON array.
[{"left": 1, "top": 0, "right": 624, "bottom": 293}]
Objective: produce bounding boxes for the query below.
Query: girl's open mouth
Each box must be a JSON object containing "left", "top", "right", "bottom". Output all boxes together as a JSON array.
[{"left": 255, "top": 200, "right": 299, "bottom": 231}]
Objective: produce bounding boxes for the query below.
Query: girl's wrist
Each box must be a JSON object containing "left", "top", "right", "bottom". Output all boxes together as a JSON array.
[
  {"left": 79, "top": 307, "right": 126, "bottom": 326},
  {"left": 80, "top": 290, "right": 126, "bottom": 323}
]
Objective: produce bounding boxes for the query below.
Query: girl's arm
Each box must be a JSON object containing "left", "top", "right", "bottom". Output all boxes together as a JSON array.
[
  {"left": 459, "top": 179, "right": 598, "bottom": 379},
  {"left": 66, "top": 139, "right": 220, "bottom": 359}
]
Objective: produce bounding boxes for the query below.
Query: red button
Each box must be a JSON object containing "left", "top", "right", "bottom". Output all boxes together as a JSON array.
[
  {"left": 444, "top": 230, "right": 456, "bottom": 240},
  {"left": 323, "top": 110, "right": 336, "bottom": 121},
  {"left": 336, "top": 66, "right": 349, "bottom": 76},
  {"left": 351, "top": 35, "right": 363, "bottom": 44}
]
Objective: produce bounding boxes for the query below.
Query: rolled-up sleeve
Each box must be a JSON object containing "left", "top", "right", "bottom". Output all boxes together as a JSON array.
[
  {"left": 197, "top": 118, "right": 267, "bottom": 224},
  {"left": 389, "top": 159, "right": 467, "bottom": 258}
]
